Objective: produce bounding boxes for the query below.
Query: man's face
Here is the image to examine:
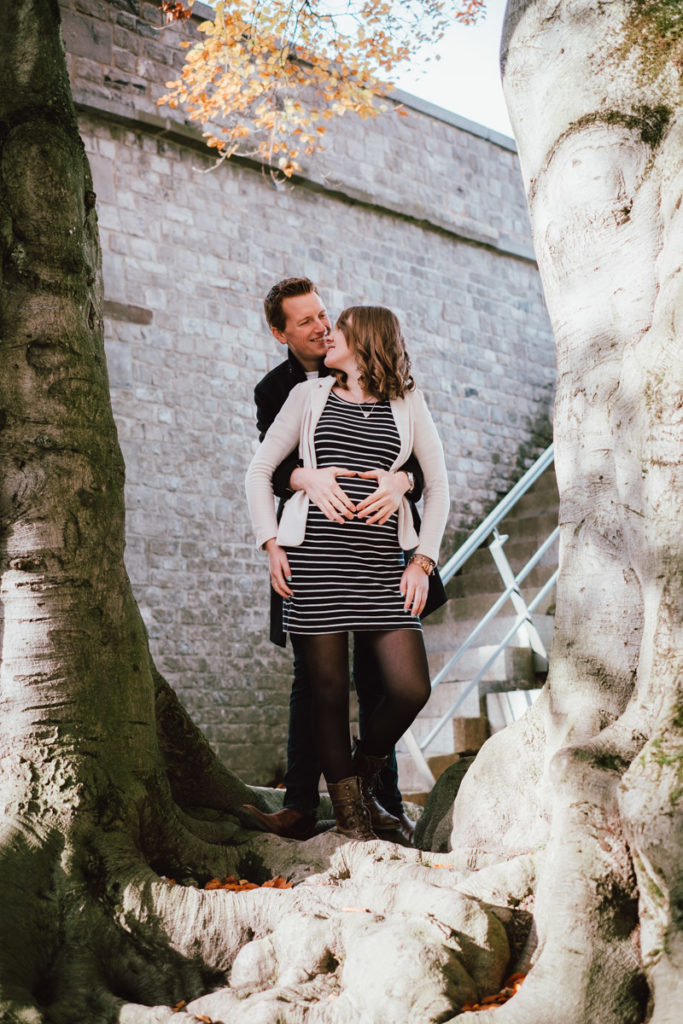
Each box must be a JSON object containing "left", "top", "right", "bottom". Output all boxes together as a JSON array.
[{"left": 272, "top": 292, "right": 330, "bottom": 372}]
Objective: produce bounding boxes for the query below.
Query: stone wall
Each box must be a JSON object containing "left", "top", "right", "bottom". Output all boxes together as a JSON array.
[{"left": 59, "top": 0, "right": 555, "bottom": 782}]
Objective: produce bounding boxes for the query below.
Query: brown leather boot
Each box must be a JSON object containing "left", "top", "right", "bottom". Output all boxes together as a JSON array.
[
  {"left": 327, "top": 777, "right": 378, "bottom": 841},
  {"left": 351, "top": 740, "right": 401, "bottom": 832}
]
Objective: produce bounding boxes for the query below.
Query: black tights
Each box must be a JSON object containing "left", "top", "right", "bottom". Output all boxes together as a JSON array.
[{"left": 295, "top": 630, "right": 431, "bottom": 784}]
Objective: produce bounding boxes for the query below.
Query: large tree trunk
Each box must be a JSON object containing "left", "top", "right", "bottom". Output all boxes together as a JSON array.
[
  {"left": 1, "top": 1, "right": 680, "bottom": 1023},
  {"left": 0, "top": 2, "right": 282, "bottom": 1018},
  {"left": 450, "top": 3, "right": 682, "bottom": 1023}
]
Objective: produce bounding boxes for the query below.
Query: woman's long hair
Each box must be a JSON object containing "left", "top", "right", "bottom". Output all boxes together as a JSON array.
[{"left": 333, "top": 306, "right": 415, "bottom": 400}]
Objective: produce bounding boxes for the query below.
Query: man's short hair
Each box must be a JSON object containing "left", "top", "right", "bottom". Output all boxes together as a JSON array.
[{"left": 264, "top": 277, "right": 319, "bottom": 332}]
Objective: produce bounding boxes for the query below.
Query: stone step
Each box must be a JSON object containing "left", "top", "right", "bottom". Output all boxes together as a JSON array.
[
  {"left": 396, "top": 715, "right": 460, "bottom": 756},
  {"left": 485, "top": 688, "right": 543, "bottom": 731},
  {"left": 505, "top": 492, "right": 559, "bottom": 523},
  {"left": 425, "top": 644, "right": 540, "bottom": 687},
  {"left": 499, "top": 509, "right": 559, "bottom": 540},
  {"left": 424, "top": 612, "right": 555, "bottom": 653},
  {"left": 397, "top": 745, "right": 480, "bottom": 795},
  {"left": 420, "top": 679, "right": 482, "bottom": 718},
  {"left": 397, "top": 752, "right": 440, "bottom": 794},
  {"left": 439, "top": 588, "right": 557, "bottom": 622},
  {"left": 465, "top": 520, "right": 558, "bottom": 561},
  {"left": 506, "top": 475, "right": 559, "bottom": 513},
  {"left": 445, "top": 562, "right": 556, "bottom": 600}
]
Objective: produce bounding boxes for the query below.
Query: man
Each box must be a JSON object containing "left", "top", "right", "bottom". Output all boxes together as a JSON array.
[{"left": 242, "top": 277, "right": 445, "bottom": 842}]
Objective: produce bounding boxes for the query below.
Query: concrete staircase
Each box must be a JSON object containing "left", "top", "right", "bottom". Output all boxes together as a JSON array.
[{"left": 397, "top": 462, "right": 560, "bottom": 797}]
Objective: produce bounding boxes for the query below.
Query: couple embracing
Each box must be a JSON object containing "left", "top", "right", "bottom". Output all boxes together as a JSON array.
[{"left": 244, "top": 278, "right": 449, "bottom": 842}]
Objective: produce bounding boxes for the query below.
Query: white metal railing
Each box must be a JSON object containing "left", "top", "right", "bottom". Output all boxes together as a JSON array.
[
  {"left": 404, "top": 444, "right": 559, "bottom": 790},
  {"left": 440, "top": 443, "right": 555, "bottom": 585}
]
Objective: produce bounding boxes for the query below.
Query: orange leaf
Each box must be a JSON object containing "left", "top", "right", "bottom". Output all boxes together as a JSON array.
[
  {"left": 172, "top": 1001, "right": 186, "bottom": 1012},
  {"left": 504, "top": 972, "right": 526, "bottom": 986}
]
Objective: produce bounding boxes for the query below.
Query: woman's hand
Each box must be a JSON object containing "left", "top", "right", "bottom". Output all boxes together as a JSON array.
[
  {"left": 264, "top": 538, "right": 293, "bottom": 598},
  {"left": 289, "top": 466, "right": 357, "bottom": 523},
  {"left": 400, "top": 561, "right": 429, "bottom": 616},
  {"left": 356, "top": 469, "right": 411, "bottom": 525}
]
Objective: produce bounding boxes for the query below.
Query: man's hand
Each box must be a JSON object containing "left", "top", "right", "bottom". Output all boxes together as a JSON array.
[
  {"left": 264, "top": 538, "right": 293, "bottom": 598},
  {"left": 400, "top": 561, "right": 429, "bottom": 616},
  {"left": 355, "top": 469, "right": 411, "bottom": 525},
  {"left": 289, "top": 466, "right": 357, "bottom": 524}
]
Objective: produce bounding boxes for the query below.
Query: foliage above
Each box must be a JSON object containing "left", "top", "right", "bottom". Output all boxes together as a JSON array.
[{"left": 159, "top": 0, "right": 485, "bottom": 175}]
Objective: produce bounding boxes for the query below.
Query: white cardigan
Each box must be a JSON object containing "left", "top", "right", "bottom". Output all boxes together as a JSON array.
[{"left": 245, "top": 376, "right": 449, "bottom": 564}]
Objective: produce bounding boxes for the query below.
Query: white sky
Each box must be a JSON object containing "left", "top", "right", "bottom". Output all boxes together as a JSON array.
[{"left": 391, "top": 0, "right": 512, "bottom": 137}]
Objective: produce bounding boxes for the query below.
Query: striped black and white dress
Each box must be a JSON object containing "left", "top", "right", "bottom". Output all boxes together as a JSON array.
[{"left": 283, "top": 390, "right": 421, "bottom": 635}]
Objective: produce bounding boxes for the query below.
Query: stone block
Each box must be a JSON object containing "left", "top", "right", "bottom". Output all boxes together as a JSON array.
[
  {"left": 88, "top": 153, "right": 117, "bottom": 205},
  {"left": 452, "top": 716, "right": 489, "bottom": 754},
  {"left": 61, "top": 10, "right": 112, "bottom": 63},
  {"left": 104, "top": 338, "right": 133, "bottom": 387}
]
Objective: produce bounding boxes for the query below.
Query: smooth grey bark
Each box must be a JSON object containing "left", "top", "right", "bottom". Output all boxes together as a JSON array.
[
  {"left": 0, "top": 3, "right": 269, "bottom": 1019},
  {"left": 448, "top": 3, "right": 682, "bottom": 1023}
]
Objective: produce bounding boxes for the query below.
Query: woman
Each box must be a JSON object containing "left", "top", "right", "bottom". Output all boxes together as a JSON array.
[{"left": 246, "top": 306, "right": 449, "bottom": 840}]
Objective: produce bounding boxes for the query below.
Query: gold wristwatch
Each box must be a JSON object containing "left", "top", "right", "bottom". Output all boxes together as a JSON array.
[{"left": 409, "top": 553, "right": 436, "bottom": 575}]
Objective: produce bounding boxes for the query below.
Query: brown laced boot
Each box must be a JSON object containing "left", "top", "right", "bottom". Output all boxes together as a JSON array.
[
  {"left": 351, "top": 740, "right": 401, "bottom": 832},
  {"left": 327, "top": 776, "right": 378, "bottom": 841}
]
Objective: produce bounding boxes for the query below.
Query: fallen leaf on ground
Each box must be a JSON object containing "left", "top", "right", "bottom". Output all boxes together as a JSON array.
[
  {"left": 204, "top": 874, "right": 292, "bottom": 892},
  {"left": 461, "top": 973, "right": 526, "bottom": 1012}
]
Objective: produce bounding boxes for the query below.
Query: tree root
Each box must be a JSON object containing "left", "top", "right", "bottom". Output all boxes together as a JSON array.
[
  {"left": 5, "top": 823, "right": 535, "bottom": 1024},
  {"left": 619, "top": 721, "right": 683, "bottom": 1024}
]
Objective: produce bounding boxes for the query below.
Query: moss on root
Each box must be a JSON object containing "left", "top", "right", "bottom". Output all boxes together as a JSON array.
[{"left": 620, "top": 1, "right": 683, "bottom": 80}]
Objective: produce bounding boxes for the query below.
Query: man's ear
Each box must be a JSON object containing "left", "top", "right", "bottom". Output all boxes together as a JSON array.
[{"left": 271, "top": 326, "right": 288, "bottom": 348}]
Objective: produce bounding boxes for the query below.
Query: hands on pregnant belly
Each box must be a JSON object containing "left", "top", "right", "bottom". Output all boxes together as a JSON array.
[{"left": 292, "top": 466, "right": 405, "bottom": 526}]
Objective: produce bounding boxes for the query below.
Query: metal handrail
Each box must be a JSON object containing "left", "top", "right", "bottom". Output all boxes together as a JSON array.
[
  {"left": 440, "top": 442, "right": 555, "bottom": 585},
  {"left": 429, "top": 524, "right": 559, "bottom": 693},
  {"left": 419, "top": 567, "right": 558, "bottom": 753},
  {"left": 400, "top": 443, "right": 558, "bottom": 785}
]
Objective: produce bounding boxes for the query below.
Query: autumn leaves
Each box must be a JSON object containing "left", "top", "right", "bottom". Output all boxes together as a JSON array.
[{"left": 158, "top": 0, "right": 486, "bottom": 176}]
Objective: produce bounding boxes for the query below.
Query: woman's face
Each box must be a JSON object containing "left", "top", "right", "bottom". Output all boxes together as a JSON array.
[{"left": 323, "top": 323, "right": 356, "bottom": 373}]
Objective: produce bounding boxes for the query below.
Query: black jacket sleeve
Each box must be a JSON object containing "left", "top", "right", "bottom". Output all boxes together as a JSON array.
[{"left": 254, "top": 376, "right": 301, "bottom": 501}]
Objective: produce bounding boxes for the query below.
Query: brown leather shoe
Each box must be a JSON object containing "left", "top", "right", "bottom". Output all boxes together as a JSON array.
[{"left": 240, "top": 804, "right": 317, "bottom": 840}]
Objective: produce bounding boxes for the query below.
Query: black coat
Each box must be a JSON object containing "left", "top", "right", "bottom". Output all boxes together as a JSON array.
[{"left": 254, "top": 350, "right": 447, "bottom": 646}]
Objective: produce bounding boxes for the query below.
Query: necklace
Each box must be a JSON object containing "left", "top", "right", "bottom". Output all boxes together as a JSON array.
[
  {"left": 332, "top": 388, "right": 378, "bottom": 417},
  {"left": 358, "top": 401, "right": 377, "bottom": 419}
]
